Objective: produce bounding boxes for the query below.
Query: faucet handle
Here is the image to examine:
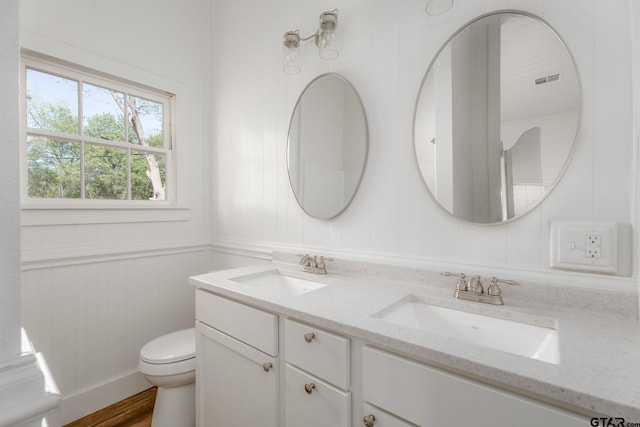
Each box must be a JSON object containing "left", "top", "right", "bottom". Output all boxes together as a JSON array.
[
  {"left": 316, "top": 256, "right": 333, "bottom": 269},
  {"left": 490, "top": 277, "right": 520, "bottom": 286},
  {"left": 487, "top": 277, "right": 520, "bottom": 296},
  {"left": 441, "top": 272, "right": 468, "bottom": 291}
]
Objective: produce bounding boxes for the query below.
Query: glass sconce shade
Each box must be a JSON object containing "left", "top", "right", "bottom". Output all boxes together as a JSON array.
[
  {"left": 318, "top": 29, "right": 338, "bottom": 60},
  {"left": 283, "top": 31, "right": 301, "bottom": 74},
  {"left": 318, "top": 10, "right": 339, "bottom": 60},
  {"left": 283, "top": 47, "right": 301, "bottom": 74}
]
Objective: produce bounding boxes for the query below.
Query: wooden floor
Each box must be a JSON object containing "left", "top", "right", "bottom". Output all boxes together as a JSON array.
[{"left": 64, "top": 387, "right": 156, "bottom": 427}]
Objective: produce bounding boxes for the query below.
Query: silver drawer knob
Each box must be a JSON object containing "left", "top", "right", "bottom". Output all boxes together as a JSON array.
[
  {"left": 363, "top": 414, "right": 376, "bottom": 426},
  {"left": 304, "top": 332, "right": 315, "bottom": 343},
  {"left": 262, "top": 362, "right": 273, "bottom": 372},
  {"left": 304, "top": 383, "right": 315, "bottom": 394}
]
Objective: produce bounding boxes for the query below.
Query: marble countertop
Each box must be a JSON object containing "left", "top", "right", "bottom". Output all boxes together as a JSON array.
[{"left": 189, "top": 256, "right": 640, "bottom": 420}]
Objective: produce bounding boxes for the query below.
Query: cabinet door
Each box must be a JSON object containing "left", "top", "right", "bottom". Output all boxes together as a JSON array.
[
  {"left": 196, "top": 322, "right": 278, "bottom": 427},
  {"left": 285, "top": 364, "right": 350, "bottom": 427}
]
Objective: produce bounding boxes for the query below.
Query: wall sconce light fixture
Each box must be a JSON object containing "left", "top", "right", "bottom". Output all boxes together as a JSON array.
[{"left": 283, "top": 9, "right": 339, "bottom": 74}]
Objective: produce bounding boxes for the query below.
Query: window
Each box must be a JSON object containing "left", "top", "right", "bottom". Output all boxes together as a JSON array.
[{"left": 22, "top": 54, "right": 173, "bottom": 204}]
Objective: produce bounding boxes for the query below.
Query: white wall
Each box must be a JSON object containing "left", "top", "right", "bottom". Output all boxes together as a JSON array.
[
  {"left": 6, "top": 0, "right": 637, "bottom": 422},
  {"left": 0, "top": 0, "right": 21, "bottom": 363},
  {"left": 19, "top": 0, "right": 213, "bottom": 422},
  {"left": 21, "top": 251, "right": 210, "bottom": 423},
  {"left": 211, "top": 0, "right": 635, "bottom": 290}
]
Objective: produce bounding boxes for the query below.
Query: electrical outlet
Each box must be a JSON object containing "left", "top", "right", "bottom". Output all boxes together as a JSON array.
[
  {"left": 585, "top": 235, "right": 601, "bottom": 258},
  {"left": 550, "top": 221, "right": 617, "bottom": 274},
  {"left": 586, "top": 234, "right": 601, "bottom": 246},
  {"left": 586, "top": 244, "right": 600, "bottom": 258}
]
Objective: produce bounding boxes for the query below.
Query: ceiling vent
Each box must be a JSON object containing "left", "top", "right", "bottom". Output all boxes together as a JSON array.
[{"left": 535, "top": 73, "right": 561, "bottom": 85}]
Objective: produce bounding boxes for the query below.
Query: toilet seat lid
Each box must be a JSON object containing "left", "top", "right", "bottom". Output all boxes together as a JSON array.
[{"left": 140, "top": 328, "right": 195, "bottom": 364}]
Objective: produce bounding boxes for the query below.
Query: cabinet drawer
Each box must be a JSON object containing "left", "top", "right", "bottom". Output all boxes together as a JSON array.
[
  {"left": 196, "top": 289, "right": 278, "bottom": 356},
  {"left": 362, "top": 346, "right": 587, "bottom": 427},
  {"left": 284, "top": 318, "right": 350, "bottom": 389},
  {"left": 285, "top": 364, "right": 350, "bottom": 427},
  {"left": 362, "top": 403, "right": 416, "bottom": 427}
]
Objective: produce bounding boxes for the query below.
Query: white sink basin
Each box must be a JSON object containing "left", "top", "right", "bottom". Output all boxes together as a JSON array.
[
  {"left": 377, "top": 297, "right": 559, "bottom": 364},
  {"left": 229, "top": 269, "right": 327, "bottom": 299}
]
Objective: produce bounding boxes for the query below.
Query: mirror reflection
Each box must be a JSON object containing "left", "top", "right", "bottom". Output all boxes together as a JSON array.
[
  {"left": 288, "top": 73, "right": 368, "bottom": 219},
  {"left": 414, "top": 12, "right": 580, "bottom": 224}
]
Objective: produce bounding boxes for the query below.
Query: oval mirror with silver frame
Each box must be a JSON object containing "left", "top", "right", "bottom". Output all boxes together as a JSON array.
[
  {"left": 287, "top": 73, "right": 368, "bottom": 219},
  {"left": 414, "top": 11, "right": 581, "bottom": 224}
]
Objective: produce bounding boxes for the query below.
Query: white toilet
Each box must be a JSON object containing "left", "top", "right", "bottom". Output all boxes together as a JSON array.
[{"left": 139, "top": 328, "right": 196, "bottom": 427}]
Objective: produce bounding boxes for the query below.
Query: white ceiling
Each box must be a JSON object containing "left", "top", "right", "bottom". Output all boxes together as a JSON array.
[{"left": 500, "top": 14, "right": 580, "bottom": 122}]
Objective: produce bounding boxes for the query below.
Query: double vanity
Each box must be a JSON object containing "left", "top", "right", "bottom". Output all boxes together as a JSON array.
[
  {"left": 190, "top": 253, "right": 640, "bottom": 426},
  {"left": 186, "top": 8, "right": 638, "bottom": 426}
]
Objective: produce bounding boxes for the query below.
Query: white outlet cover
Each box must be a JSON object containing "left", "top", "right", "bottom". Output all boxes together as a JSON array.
[{"left": 550, "top": 221, "right": 618, "bottom": 274}]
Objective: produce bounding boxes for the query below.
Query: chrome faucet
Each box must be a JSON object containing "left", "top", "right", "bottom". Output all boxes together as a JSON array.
[
  {"left": 297, "top": 254, "right": 333, "bottom": 274},
  {"left": 468, "top": 275, "right": 484, "bottom": 294},
  {"left": 442, "top": 272, "right": 519, "bottom": 305}
]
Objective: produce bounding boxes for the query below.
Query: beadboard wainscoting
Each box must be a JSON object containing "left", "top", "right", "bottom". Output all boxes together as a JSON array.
[{"left": 21, "top": 247, "right": 211, "bottom": 424}]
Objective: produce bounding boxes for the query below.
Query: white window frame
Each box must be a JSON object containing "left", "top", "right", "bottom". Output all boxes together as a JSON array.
[{"left": 20, "top": 52, "right": 176, "bottom": 210}]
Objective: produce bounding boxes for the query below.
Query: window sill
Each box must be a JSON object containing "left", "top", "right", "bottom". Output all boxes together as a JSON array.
[{"left": 21, "top": 204, "right": 189, "bottom": 226}]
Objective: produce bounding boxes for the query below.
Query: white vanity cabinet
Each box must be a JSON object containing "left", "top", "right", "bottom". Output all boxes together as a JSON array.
[
  {"left": 195, "top": 289, "right": 279, "bottom": 427},
  {"left": 191, "top": 268, "right": 600, "bottom": 427},
  {"left": 362, "top": 346, "right": 588, "bottom": 427},
  {"left": 283, "top": 318, "right": 351, "bottom": 427}
]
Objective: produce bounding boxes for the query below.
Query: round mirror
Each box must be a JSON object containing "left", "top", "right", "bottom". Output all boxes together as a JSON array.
[
  {"left": 414, "top": 12, "right": 580, "bottom": 224},
  {"left": 287, "top": 73, "right": 368, "bottom": 219}
]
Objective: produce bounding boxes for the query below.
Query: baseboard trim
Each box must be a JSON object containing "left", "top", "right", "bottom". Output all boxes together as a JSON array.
[{"left": 59, "top": 371, "right": 151, "bottom": 425}]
